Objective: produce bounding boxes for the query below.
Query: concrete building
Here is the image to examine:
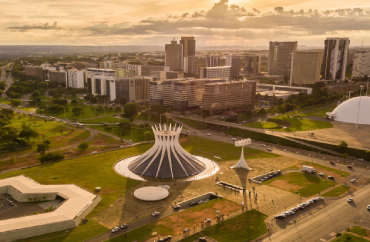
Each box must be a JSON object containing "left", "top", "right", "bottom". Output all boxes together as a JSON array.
[
  {"left": 0, "top": 175, "right": 101, "bottom": 242},
  {"left": 36, "top": 67, "right": 45, "bottom": 81},
  {"left": 89, "top": 76, "right": 150, "bottom": 103},
  {"left": 206, "top": 56, "right": 221, "bottom": 67},
  {"left": 184, "top": 56, "right": 197, "bottom": 74},
  {"left": 180, "top": 36, "right": 196, "bottom": 57},
  {"left": 159, "top": 71, "right": 184, "bottom": 80},
  {"left": 165, "top": 38, "right": 183, "bottom": 71},
  {"left": 116, "top": 68, "right": 135, "bottom": 77},
  {"left": 149, "top": 78, "right": 227, "bottom": 108},
  {"left": 225, "top": 55, "right": 242, "bottom": 76},
  {"left": 25, "top": 66, "right": 36, "bottom": 76},
  {"left": 268, "top": 41, "right": 298, "bottom": 76},
  {"left": 352, "top": 52, "right": 370, "bottom": 78},
  {"left": 86, "top": 68, "right": 116, "bottom": 77},
  {"left": 202, "top": 80, "right": 256, "bottom": 115},
  {"left": 245, "top": 56, "right": 261, "bottom": 74},
  {"left": 67, "top": 70, "right": 85, "bottom": 88},
  {"left": 289, "top": 51, "right": 322, "bottom": 85},
  {"left": 124, "top": 65, "right": 169, "bottom": 78},
  {"left": 199, "top": 66, "right": 231, "bottom": 80},
  {"left": 49, "top": 70, "right": 67, "bottom": 84},
  {"left": 321, "top": 38, "right": 350, "bottom": 81},
  {"left": 257, "top": 83, "right": 312, "bottom": 95}
]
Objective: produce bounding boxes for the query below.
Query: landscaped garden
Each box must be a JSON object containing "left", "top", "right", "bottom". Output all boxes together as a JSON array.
[{"left": 244, "top": 121, "right": 281, "bottom": 129}]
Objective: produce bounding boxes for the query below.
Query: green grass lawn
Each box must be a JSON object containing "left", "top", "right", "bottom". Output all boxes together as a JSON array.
[
  {"left": 180, "top": 135, "right": 279, "bottom": 161},
  {"left": 38, "top": 103, "right": 123, "bottom": 120},
  {"left": 333, "top": 233, "right": 370, "bottom": 242},
  {"left": 244, "top": 121, "right": 281, "bottom": 129},
  {"left": 176, "top": 117, "right": 207, "bottom": 130},
  {"left": 350, "top": 226, "right": 369, "bottom": 237},
  {"left": 180, "top": 233, "right": 203, "bottom": 242},
  {"left": 86, "top": 125, "right": 153, "bottom": 143},
  {"left": 303, "top": 162, "right": 350, "bottom": 177},
  {"left": 271, "top": 115, "right": 333, "bottom": 132},
  {"left": 264, "top": 172, "right": 337, "bottom": 197},
  {"left": 80, "top": 116, "right": 129, "bottom": 124},
  {"left": 202, "top": 209, "right": 268, "bottom": 242},
  {"left": 322, "top": 185, "right": 350, "bottom": 197},
  {"left": 296, "top": 104, "right": 338, "bottom": 118}
]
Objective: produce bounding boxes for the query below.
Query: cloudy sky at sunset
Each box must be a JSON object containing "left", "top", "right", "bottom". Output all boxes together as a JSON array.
[{"left": 1, "top": 0, "right": 370, "bottom": 46}]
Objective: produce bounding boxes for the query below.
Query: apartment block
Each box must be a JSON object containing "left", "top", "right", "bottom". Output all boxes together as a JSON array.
[
  {"left": 290, "top": 51, "right": 322, "bottom": 85},
  {"left": 49, "top": 70, "right": 67, "bottom": 84},
  {"left": 245, "top": 56, "right": 261, "bottom": 74},
  {"left": 352, "top": 52, "right": 370, "bottom": 78},
  {"left": 202, "top": 80, "right": 256, "bottom": 115},
  {"left": 199, "top": 66, "right": 231, "bottom": 79},
  {"left": 321, "top": 38, "right": 350, "bottom": 81},
  {"left": 225, "top": 55, "right": 242, "bottom": 76},
  {"left": 184, "top": 56, "right": 197, "bottom": 74},
  {"left": 268, "top": 41, "right": 298, "bottom": 76},
  {"left": 25, "top": 66, "right": 37, "bottom": 76},
  {"left": 67, "top": 70, "right": 84, "bottom": 88},
  {"left": 124, "top": 65, "right": 169, "bottom": 78}
]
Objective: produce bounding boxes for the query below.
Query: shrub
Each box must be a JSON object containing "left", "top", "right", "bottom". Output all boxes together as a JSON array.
[{"left": 39, "top": 153, "right": 65, "bottom": 163}]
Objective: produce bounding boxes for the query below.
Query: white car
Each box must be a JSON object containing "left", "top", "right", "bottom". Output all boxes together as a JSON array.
[
  {"left": 367, "top": 205, "right": 370, "bottom": 210},
  {"left": 351, "top": 179, "right": 356, "bottom": 183},
  {"left": 92, "top": 151, "right": 97, "bottom": 154},
  {"left": 206, "top": 133, "right": 211, "bottom": 136},
  {"left": 318, "top": 173, "right": 325, "bottom": 176},
  {"left": 347, "top": 198, "right": 353, "bottom": 203},
  {"left": 261, "top": 144, "right": 266, "bottom": 147},
  {"left": 152, "top": 212, "right": 160, "bottom": 217},
  {"left": 111, "top": 227, "right": 120, "bottom": 233},
  {"left": 232, "top": 138, "right": 237, "bottom": 141}
]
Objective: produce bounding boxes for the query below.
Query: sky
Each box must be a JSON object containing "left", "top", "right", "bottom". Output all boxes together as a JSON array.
[{"left": 1, "top": 0, "right": 370, "bottom": 46}]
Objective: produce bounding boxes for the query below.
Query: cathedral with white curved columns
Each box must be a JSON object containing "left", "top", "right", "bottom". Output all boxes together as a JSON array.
[{"left": 128, "top": 124, "right": 206, "bottom": 178}]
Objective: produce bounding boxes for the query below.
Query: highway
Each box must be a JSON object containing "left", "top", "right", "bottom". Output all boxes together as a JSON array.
[{"left": 264, "top": 185, "right": 370, "bottom": 242}]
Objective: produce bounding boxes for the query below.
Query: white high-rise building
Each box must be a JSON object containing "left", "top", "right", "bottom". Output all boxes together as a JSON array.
[
  {"left": 352, "top": 52, "right": 370, "bottom": 78},
  {"left": 67, "top": 70, "right": 84, "bottom": 88},
  {"left": 321, "top": 38, "right": 350, "bottom": 81}
]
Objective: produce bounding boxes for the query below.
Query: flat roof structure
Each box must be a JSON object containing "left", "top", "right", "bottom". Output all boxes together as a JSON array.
[
  {"left": 134, "top": 186, "right": 169, "bottom": 201},
  {"left": 0, "top": 175, "right": 101, "bottom": 242}
]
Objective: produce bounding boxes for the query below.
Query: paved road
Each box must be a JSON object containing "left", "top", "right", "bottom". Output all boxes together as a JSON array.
[
  {"left": 1, "top": 63, "right": 13, "bottom": 98},
  {"left": 264, "top": 185, "right": 370, "bottom": 242},
  {"left": 168, "top": 114, "right": 369, "bottom": 151}
]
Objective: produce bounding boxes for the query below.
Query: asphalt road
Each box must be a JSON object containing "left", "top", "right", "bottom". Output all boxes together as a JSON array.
[{"left": 264, "top": 185, "right": 370, "bottom": 242}]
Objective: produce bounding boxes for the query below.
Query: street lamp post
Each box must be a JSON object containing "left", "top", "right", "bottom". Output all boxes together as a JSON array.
[{"left": 366, "top": 75, "right": 369, "bottom": 96}]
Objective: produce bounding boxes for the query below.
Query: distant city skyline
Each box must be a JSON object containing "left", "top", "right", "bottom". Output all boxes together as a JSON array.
[{"left": 1, "top": 0, "right": 370, "bottom": 46}]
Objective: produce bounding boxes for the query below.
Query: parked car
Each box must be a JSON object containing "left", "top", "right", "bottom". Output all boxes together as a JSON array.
[
  {"left": 206, "top": 133, "right": 211, "bottom": 136},
  {"left": 347, "top": 165, "right": 353, "bottom": 169},
  {"left": 261, "top": 144, "right": 266, "bottom": 147},
  {"left": 347, "top": 198, "right": 353, "bottom": 203},
  {"left": 330, "top": 161, "right": 335, "bottom": 164},
  {"left": 92, "top": 151, "right": 97, "bottom": 154},
  {"left": 190, "top": 202, "right": 197, "bottom": 206},
  {"left": 318, "top": 173, "right": 325, "bottom": 176},
  {"left": 328, "top": 176, "right": 334, "bottom": 179},
  {"left": 111, "top": 227, "right": 120, "bottom": 233},
  {"left": 199, "top": 237, "right": 207, "bottom": 242},
  {"left": 163, "top": 235, "right": 172, "bottom": 241},
  {"left": 232, "top": 138, "right": 237, "bottom": 141},
  {"left": 9, "top": 201, "right": 14, "bottom": 206},
  {"left": 351, "top": 179, "right": 356, "bottom": 183},
  {"left": 267, "top": 148, "right": 272, "bottom": 152},
  {"left": 359, "top": 158, "right": 364, "bottom": 161},
  {"left": 152, "top": 212, "right": 160, "bottom": 217},
  {"left": 120, "top": 224, "right": 128, "bottom": 229},
  {"left": 367, "top": 205, "right": 370, "bottom": 210}
]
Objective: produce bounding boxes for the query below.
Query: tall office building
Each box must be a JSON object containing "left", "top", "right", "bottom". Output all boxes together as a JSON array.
[
  {"left": 165, "top": 38, "right": 183, "bottom": 71},
  {"left": 289, "top": 51, "right": 322, "bottom": 85},
  {"left": 180, "top": 37, "right": 196, "bottom": 57},
  {"left": 202, "top": 81, "right": 256, "bottom": 116},
  {"left": 184, "top": 56, "right": 197, "bottom": 74},
  {"left": 206, "top": 56, "right": 221, "bottom": 67},
  {"left": 67, "top": 70, "right": 85, "bottom": 88},
  {"left": 321, "top": 38, "right": 350, "bottom": 81},
  {"left": 352, "top": 52, "right": 370, "bottom": 78},
  {"left": 245, "top": 56, "right": 261, "bottom": 74},
  {"left": 268, "top": 41, "right": 298, "bottom": 76},
  {"left": 199, "top": 66, "right": 231, "bottom": 79},
  {"left": 225, "top": 55, "right": 242, "bottom": 76}
]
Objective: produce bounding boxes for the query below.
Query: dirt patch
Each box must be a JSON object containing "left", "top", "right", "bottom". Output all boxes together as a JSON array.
[
  {"left": 98, "top": 188, "right": 116, "bottom": 195},
  {"left": 269, "top": 179, "right": 303, "bottom": 191}
]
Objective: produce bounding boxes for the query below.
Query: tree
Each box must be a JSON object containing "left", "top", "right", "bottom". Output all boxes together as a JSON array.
[
  {"left": 78, "top": 141, "right": 89, "bottom": 151},
  {"left": 32, "top": 90, "right": 40, "bottom": 98},
  {"left": 144, "top": 131, "right": 151, "bottom": 142},
  {"left": 11, "top": 99, "right": 22, "bottom": 107},
  {"left": 19, "top": 128, "right": 38, "bottom": 141},
  {"left": 72, "top": 107, "right": 83, "bottom": 117},
  {"left": 337, "top": 141, "right": 348, "bottom": 151},
  {"left": 10, "top": 157, "right": 16, "bottom": 165},
  {"left": 71, "top": 99, "right": 78, "bottom": 105},
  {"left": 124, "top": 103, "right": 139, "bottom": 118},
  {"left": 39, "top": 152, "right": 64, "bottom": 164},
  {"left": 341, "top": 153, "right": 349, "bottom": 161},
  {"left": 37, "top": 140, "right": 50, "bottom": 154}
]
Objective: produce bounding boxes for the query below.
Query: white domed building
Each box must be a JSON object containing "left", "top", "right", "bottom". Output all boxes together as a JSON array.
[{"left": 326, "top": 96, "right": 370, "bottom": 125}]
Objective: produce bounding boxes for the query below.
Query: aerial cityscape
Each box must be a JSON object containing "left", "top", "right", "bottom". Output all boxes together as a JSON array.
[{"left": 1, "top": 1, "right": 370, "bottom": 242}]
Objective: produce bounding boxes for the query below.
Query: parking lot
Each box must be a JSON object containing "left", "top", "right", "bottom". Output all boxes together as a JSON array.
[{"left": 0, "top": 195, "right": 45, "bottom": 221}]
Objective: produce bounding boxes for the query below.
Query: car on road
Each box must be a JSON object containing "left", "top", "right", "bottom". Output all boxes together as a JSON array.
[
  {"left": 330, "top": 161, "right": 335, "bottom": 164},
  {"left": 351, "top": 179, "right": 356, "bottom": 183},
  {"left": 152, "top": 212, "right": 160, "bottom": 217},
  {"left": 199, "top": 237, "right": 207, "bottom": 242},
  {"left": 367, "top": 205, "right": 370, "bottom": 210},
  {"left": 347, "top": 165, "right": 353, "bottom": 169},
  {"left": 111, "top": 227, "right": 120, "bottom": 233},
  {"left": 359, "top": 158, "right": 364, "bottom": 161},
  {"left": 261, "top": 144, "right": 266, "bottom": 147},
  {"left": 206, "top": 133, "right": 211, "bottom": 136},
  {"left": 194, "top": 131, "right": 197, "bottom": 133},
  {"left": 232, "top": 138, "right": 237, "bottom": 141},
  {"left": 190, "top": 202, "right": 197, "bottom": 206},
  {"left": 267, "top": 148, "right": 272, "bottom": 152},
  {"left": 9, "top": 201, "right": 14, "bottom": 206},
  {"left": 120, "top": 224, "right": 128, "bottom": 229},
  {"left": 318, "top": 173, "right": 325, "bottom": 176},
  {"left": 347, "top": 198, "right": 353, "bottom": 203}
]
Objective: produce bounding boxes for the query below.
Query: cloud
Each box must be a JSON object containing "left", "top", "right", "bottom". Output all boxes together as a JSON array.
[{"left": 6, "top": 21, "right": 62, "bottom": 32}]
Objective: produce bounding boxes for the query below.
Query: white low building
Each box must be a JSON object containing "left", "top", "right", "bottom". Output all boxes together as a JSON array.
[{"left": 0, "top": 175, "right": 101, "bottom": 242}]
